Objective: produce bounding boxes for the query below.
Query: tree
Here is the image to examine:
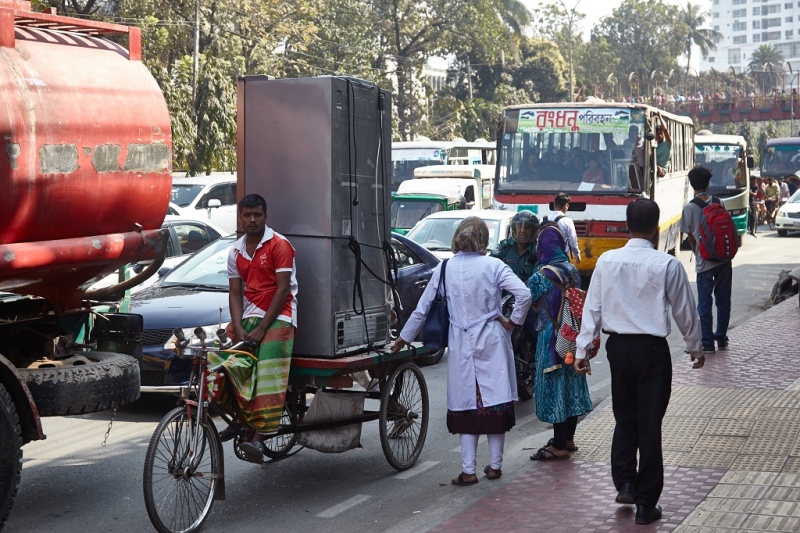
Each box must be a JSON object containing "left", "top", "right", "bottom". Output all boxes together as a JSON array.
[
  {"left": 680, "top": 2, "right": 722, "bottom": 72},
  {"left": 499, "top": 0, "right": 533, "bottom": 36},
  {"left": 750, "top": 44, "right": 785, "bottom": 71},
  {"left": 593, "top": 0, "right": 687, "bottom": 96},
  {"left": 749, "top": 45, "right": 785, "bottom": 94}
]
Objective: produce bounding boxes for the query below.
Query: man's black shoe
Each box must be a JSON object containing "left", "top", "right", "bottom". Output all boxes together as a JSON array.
[
  {"left": 635, "top": 504, "right": 662, "bottom": 525},
  {"left": 615, "top": 483, "right": 635, "bottom": 504}
]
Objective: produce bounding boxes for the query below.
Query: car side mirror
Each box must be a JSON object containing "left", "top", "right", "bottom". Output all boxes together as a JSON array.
[
  {"left": 207, "top": 199, "right": 222, "bottom": 209},
  {"left": 747, "top": 156, "right": 755, "bottom": 169},
  {"left": 158, "top": 266, "right": 172, "bottom": 278}
]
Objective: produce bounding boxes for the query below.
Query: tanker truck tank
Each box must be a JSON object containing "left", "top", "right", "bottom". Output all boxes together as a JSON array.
[{"left": 0, "top": 3, "right": 172, "bottom": 527}]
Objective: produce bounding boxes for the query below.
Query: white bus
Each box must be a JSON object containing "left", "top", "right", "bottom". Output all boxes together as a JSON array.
[
  {"left": 493, "top": 103, "right": 694, "bottom": 276},
  {"left": 391, "top": 138, "right": 496, "bottom": 192}
]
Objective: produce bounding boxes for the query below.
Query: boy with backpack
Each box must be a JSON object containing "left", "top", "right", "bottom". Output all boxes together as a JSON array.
[
  {"left": 681, "top": 166, "right": 737, "bottom": 354},
  {"left": 544, "top": 192, "right": 581, "bottom": 263}
]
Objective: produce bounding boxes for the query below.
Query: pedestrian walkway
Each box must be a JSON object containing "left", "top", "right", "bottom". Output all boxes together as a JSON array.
[{"left": 426, "top": 298, "right": 800, "bottom": 532}]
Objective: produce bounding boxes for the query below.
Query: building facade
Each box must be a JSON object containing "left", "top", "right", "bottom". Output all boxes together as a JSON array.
[{"left": 702, "top": 0, "right": 800, "bottom": 73}]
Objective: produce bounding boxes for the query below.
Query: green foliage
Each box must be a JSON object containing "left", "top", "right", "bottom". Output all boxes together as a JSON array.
[{"left": 593, "top": 0, "right": 687, "bottom": 95}]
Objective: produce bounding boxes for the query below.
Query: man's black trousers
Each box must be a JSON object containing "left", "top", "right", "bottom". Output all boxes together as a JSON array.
[{"left": 606, "top": 333, "right": 672, "bottom": 508}]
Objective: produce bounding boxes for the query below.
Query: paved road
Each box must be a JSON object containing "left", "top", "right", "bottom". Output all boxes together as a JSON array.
[{"left": 5, "top": 226, "right": 800, "bottom": 533}]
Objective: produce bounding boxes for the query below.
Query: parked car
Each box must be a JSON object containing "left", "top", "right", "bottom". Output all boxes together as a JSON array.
[
  {"left": 170, "top": 173, "right": 238, "bottom": 235},
  {"left": 89, "top": 217, "right": 226, "bottom": 294},
  {"left": 405, "top": 209, "right": 516, "bottom": 259},
  {"left": 776, "top": 189, "right": 800, "bottom": 236},
  {"left": 131, "top": 233, "right": 443, "bottom": 391}
]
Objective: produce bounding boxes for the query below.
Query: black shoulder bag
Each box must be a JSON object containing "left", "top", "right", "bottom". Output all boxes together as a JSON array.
[{"left": 422, "top": 259, "right": 450, "bottom": 350}]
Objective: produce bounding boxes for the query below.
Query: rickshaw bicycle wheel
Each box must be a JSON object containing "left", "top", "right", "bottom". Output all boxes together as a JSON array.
[
  {"left": 379, "top": 362, "right": 429, "bottom": 470},
  {"left": 143, "top": 406, "right": 222, "bottom": 533},
  {"left": 263, "top": 402, "right": 298, "bottom": 459}
]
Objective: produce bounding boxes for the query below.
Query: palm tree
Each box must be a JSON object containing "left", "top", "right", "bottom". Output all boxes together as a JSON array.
[
  {"left": 749, "top": 44, "right": 785, "bottom": 94},
  {"left": 498, "top": 0, "right": 532, "bottom": 35},
  {"left": 749, "top": 44, "right": 785, "bottom": 71},
  {"left": 681, "top": 2, "right": 723, "bottom": 72}
]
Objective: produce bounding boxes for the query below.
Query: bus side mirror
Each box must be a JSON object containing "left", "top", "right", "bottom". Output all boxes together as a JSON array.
[
  {"left": 747, "top": 156, "right": 755, "bottom": 169},
  {"left": 645, "top": 132, "right": 655, "bottom": 142}
]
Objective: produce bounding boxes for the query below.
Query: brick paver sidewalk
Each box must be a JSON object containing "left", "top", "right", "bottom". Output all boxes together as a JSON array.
[{"left": 426, "top": 298, "right": 800, "bottom": 533}]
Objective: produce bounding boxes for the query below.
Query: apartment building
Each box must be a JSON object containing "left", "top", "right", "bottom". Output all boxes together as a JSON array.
[{"left": 702, "top": 0, "right": 800, "bottom": 72}]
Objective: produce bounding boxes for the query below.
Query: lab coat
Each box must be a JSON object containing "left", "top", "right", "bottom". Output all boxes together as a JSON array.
[{"left": 399, "top": 252, "right": 532, "bottom": 411}]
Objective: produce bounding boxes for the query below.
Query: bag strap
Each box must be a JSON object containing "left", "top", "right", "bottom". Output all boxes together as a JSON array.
[
  {"left": 436, "top": 259, "right": 449, "bottom": 299},
  {"left": 553, "top": 215, "right": 565, "bottom": 224}
]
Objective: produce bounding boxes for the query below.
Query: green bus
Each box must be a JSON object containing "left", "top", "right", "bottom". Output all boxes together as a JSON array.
[{"left": 694, "top": 131, "right": 754, "bottom": 245}]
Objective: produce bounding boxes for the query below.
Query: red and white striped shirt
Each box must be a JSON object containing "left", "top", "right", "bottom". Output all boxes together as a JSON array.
[{"left": 227, "top": 226, "right": 298, "bottom": 326}]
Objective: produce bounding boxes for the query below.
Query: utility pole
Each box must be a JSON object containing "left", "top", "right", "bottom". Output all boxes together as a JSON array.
[
  {"left": 558, "top": 0, "right": 584, "bottom": 102},
  {"left": 467, "top": 59, "right": 473, "bottom": 100},
  {"left": 192, "top": 0, "right": 200, "bottom": 100}
]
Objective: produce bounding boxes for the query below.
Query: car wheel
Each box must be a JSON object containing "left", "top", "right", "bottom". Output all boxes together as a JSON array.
[
  {"left": 778, "top": 230, "right": 788, "bottom": 237},
  {"left": 17, "top": 352, "right": 140, "bottom": 416},
  {"left": 0, "top": 383, "right": 22, "bottom": 530},
  {"left": 417, "top": 348, "right": 445, "bottom": 366}
]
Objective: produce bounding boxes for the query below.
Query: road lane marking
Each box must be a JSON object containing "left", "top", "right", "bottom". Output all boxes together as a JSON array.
[
  {"left": 317, "top": 494, "right": 372, "bottom": 518},
  {"left": 589, "top": 378, "right": 611, "bottom": 392},
  {"left": 394, "top": 460, "right": 439, "bottom": 479}
]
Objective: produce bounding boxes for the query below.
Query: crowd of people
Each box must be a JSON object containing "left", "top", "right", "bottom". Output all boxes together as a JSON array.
[
  {"left": 216, "top": 169, "right": 741, "bottom": 526},
  {"left": 391, "top": 173, "right": 735, "bottom": 526}
]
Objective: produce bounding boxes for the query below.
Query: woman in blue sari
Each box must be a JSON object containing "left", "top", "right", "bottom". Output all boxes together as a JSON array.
[{"left": 527, "top": 225, "right": 593, "bottom": 460}]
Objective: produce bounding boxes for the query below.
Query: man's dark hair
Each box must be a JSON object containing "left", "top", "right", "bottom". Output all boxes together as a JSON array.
[
  {"left": 626, "top": 198, "right": 660, "bottom": 234},
  {"left": 688, "top": 166, "right": 713, "bottom": 191},
  {"left": 238, "top": 193, "right": 267, "bottom": 213},
  {"left": 554, "top": 192, "right": 571, "bottom": 209}
]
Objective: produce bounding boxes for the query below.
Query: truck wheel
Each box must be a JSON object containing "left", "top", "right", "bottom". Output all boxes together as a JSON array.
[
  {"left": 0, "top": 383, "right": 22, "bottom": 530},
  {"left": 17, "top": 352, "right": 140, "bottom": 416}
]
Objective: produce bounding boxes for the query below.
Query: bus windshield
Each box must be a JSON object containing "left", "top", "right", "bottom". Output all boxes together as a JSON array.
[
  {"left": 761, "top": 144, "right": 800, "bottom": 177},
  {"left": 695, "top": 144, "right": 746, "bottom": 192},
  {"left": 497, "top": 107, "right": 647, "bottom": 194},
  {"left": 392, "top": 148, "right": 446, "bottom": 190}
]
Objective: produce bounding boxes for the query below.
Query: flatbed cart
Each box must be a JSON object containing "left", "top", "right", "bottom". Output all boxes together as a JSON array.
[{"left": 142, "top": 337, "right": 432, "bottom": 533}]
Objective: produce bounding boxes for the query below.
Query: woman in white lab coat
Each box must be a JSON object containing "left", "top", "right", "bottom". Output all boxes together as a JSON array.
[{"left": 392, "top": 217, "right": 532, "bottom": 486}]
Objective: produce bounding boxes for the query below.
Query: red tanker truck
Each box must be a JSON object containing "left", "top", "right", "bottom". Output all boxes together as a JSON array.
[{"left": 0, "top": 2, "right": 171, "bottom": 527}]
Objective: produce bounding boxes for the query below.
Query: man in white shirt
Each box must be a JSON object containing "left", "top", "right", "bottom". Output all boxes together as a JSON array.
[
  {"left": 546, "top": 192, "right": 581, "bottom": 263},
  {"left": 574, "top": 199, "right": 702, "bottom": 526}
]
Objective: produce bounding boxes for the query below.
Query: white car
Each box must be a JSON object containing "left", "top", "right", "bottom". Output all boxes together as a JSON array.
[
  {"left": 89, "top": 217, "right": 227, "bottom": 294},
  {"left": 170, "top": 173, "right": 238, "bottom": 235},
  {"left": 776, "top": 189, "right": 800, "bottom": 236},
  {"left": 405, "top": 209, "right": 517, "bottom": 259}
]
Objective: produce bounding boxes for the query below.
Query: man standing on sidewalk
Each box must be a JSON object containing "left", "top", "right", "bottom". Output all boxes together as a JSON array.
[
  {"left": 681, "top": 166, "right": 733, "bottom": 354},
  {"left": 546, "top": 192, "right": 581, "bottom": 263},
  {"left": 574, "top": 199, "right": 702, "bottom": 525}
]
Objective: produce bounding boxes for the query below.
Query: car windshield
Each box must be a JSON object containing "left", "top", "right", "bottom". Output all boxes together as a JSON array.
[
  {"left": 161, "top": 237, "right": 234, "bottom": 288},
  {"left": 695, "top": 144, "right": 746, "bottom": 191},
  {"left": 392, "top": 148, "right": 446, "bottom": 190},
  {"left": 790, "top": 190, "right": 800, "bottom": 203},
  {"left": 171, "top": 184, "right": 205, "bottom": 207},
  {"left": 390, "top": 200, "right": 444, "bottom": 229},
  {"left": 761, "top": 144, "right": 800, "bottom": 177},
  {"left": 406, "top": 217, "right": 503, "bottom": 251},
  {"left": 498, "top": 107, "right": 647, "bottom": 194}
]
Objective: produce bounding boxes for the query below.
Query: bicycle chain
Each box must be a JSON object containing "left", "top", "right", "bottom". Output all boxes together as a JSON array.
[{"left": 101, "top": 407, "right": 117, "bottom": 447}]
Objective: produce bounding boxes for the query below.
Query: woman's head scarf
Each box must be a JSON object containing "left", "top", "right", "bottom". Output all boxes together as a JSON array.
[
  {"left": 532, "top": 225, "right": 580, "bottom": 373},
  {"left": 451, "top": 216, "right": 489, "bottom": 254}
]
